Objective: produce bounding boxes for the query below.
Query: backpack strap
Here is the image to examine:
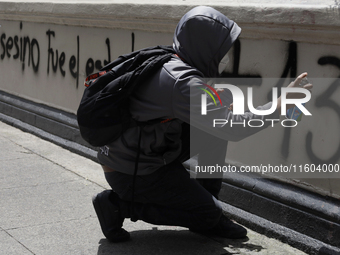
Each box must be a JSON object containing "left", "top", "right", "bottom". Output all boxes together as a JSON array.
[{"left": 84, "top": 71, "right": 107, "bottom": 87}]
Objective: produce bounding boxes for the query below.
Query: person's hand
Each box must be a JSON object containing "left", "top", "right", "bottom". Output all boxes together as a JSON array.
[
  {"left": 277, "top": 72, "right": 313, "bottom": 112},
  {"left": 287, "top": 72, "right": 313, "bottom": 90}
]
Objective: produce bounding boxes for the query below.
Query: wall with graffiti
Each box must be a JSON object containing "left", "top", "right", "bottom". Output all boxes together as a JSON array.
[
  {"left": 1, "top": 6, "right": 340, "bottom": 198},
  {"left": 0, "top": 21, "right": 172, "bottom": 112}
]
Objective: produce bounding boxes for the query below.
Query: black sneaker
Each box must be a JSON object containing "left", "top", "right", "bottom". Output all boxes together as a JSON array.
[
  {"left": 92, "top": 190, "right": 130, "bottom": 242},
  {"left": 212, "top": 215, "right": 247, "bottom": 239}
]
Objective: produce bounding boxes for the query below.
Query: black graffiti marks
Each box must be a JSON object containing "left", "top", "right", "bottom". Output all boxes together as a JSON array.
[
  {"left": 269, "top": 41, "right": 297, "bottom": 100},
  {"left": 0, "top": 22, "right": 40, "bottom": 72},
  {"left": 275, "top": 41, "right": 298, "bottom": 160},
  {"left": 46, "top": 30, "right": 80, "bottom": 87},
  {"left": 85, "top": 38, "right": 111, "bottom": 76},
  {"left": 305, "top": 56, "right": 340, "bottom": 164},
  {"left": 46, "top": 30, "right": 80, "bottom": 88},
  {"left": 69, "top": 36, "right": 80, "bottom": 88},
  {"left": 47, "top": 30, "right": 63, "bottom": 75},
  {"left": 220, "top": 39, "right": 262, "bottom": 86},
  {"left": 82, "top": 32, "right": 136, "bottom": 76},
  {"left": 131, "top": 32, "right": 135, "bottom": 52},
  {"left": 0, "top": 22, "right": 132, "bottom": 89}
]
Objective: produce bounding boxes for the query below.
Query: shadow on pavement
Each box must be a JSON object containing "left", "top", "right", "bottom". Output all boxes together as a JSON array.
[{"left": 97, "top": 228, "right": 264, "bottom": 255}]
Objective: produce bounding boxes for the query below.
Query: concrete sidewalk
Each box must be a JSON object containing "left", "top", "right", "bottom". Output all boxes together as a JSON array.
[{"left": 0, "top": 120, "right": 307, "bottom": 255}]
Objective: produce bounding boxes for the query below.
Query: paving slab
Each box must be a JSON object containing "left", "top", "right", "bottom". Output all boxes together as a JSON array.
[{"left": 0, "top": 230, "right": 33, "bottom": 255}]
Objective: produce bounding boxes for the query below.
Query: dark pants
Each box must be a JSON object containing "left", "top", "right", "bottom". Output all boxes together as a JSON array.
[{"left": 105, "top": 124, "right": 228, "bottom": 230}]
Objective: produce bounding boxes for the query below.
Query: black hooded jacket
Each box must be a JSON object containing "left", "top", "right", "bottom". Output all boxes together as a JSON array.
[{"left": 97, "top": 6, "right": 279, "bottom": 175}]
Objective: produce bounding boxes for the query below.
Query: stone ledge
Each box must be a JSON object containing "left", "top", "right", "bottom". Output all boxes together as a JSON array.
[
  {"left": 0, "top": 1, "right": 339, "bottom": 44},
  {"left": 219, "top": 173, "right": 340, "bottom": 249},
  {"left": 221, "top": 201, "right": 340, "bottom": 255},
  {"left": 0, "top": 90, "right": 94, "bottom": 150}
]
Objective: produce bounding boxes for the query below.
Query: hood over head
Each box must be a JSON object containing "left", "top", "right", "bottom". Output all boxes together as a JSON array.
[{"left": 173, "top": 6, "right": 241, "bottom": 77}]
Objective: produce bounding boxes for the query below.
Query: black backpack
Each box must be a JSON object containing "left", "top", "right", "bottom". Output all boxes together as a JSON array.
[{"left": 77, "top": 45, "right": 175, "bottom": 147}]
